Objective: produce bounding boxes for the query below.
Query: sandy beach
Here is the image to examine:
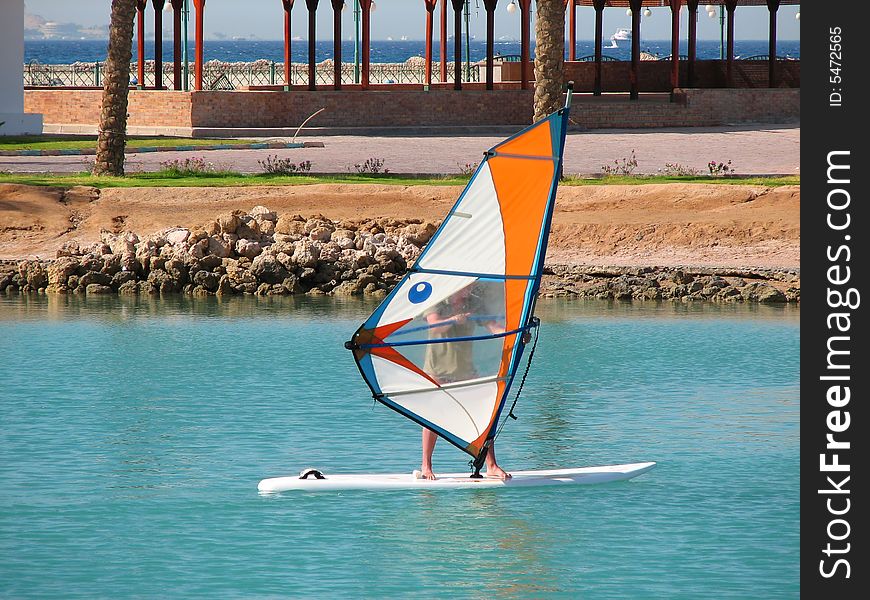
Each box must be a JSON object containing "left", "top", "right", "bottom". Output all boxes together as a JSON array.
[{"left": 0, "top": 182, "right": 799, "bottom": 270}]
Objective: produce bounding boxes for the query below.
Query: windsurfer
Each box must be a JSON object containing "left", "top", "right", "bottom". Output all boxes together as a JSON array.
[{"left": 420, "top": 285, "right": 512, "bottom": 481}]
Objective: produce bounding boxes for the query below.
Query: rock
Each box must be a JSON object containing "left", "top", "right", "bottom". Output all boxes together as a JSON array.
[
  {"left": 216, "top": 274, "right": 234, "bottom": 296},
  {"left": 259, "top": 220, "right": 276, "bottom": 236},
  {"left": 236, "top": 238, "right": 262, "bottom": 259},
  {"left": 292, "top": 239, "right": 320, "bottom": 268},
  {"left": 332, "top": 279, "right": 365, "bottom": 295},
  {"left": 401, "top": 222, "right": 437, "bottom": 246},
  {"left": 86, "top": 283, "right": 113, "bottom": 295},
  {"left": 117, "top": 280, "right": 139, "bottom": 295},
  {"left": 56, "top": 241, "right": 81, "bottom": 258},
  {"left": 250, "top": 254, "right": 289, "bottom": 284},
  {"left": 742, "top": 282, "right": 787, "bottom": 303},
  {"left": 304, "top": 217, "right": 334, "bottom": 236},
  {"left": 78, "top": 254, "right": 102, "bottom": 273},
  {"left": 207, "top": 236, "right": 232, "bottom": 259},
  {"left": 275, "top": 215, "right": 308, "bottom": 236},
  {"left": 250, "top": 206, "right": 277, "bottom": 222},
  {"left": 101, "top": 253, "right": 122, "bottom": 276},
  {"left": 318, "top": 242, "right": 341, "bottom": 263},
  {"left": 203, "top": 220, "right": 220, "bottom": 236},
  {"left": 47, "top": 257, "right": 80, "bottom": 287},
  {"left": 282, "top": 274, "right": 303, "bottom": 294},
  {"left": 309, "top": 226, "right": 332, "bottom": 242},
  {"left": 217, "top": 212, "right": 242, "bottom": 234},
  {"left": 78, "top": 270, "right": 112, "bottom": 287},
  {"left": 237, "top": 219, "right": 261, "bottom": 240},
  {"left": 164, "top": 256, "right": 189, "bottom": 285},
  {"left": 147, "top": 269, "right": 179, "bottom": 294},
  {"left": 112, "top": 270, "right": 137, "bottom": 287},
  {"left": 188, "top": 237, "right": 209, "bottom": 259},
  {"left": 165, "top": 228, "right": 190, "bottom": 246}
]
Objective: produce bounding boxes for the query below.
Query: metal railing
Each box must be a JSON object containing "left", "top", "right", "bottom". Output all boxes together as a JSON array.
[{"left": 24, "top": 60, "right": 481, "bottom": 89}]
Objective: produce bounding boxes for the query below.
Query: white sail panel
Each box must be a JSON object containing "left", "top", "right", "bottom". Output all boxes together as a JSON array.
[
  {"left": 415, "top": 162, "right": 506, "bottom": 275},
  {"left": 388, "top": 380, "right": 501, "bottom": 447},
  {"left": 370, "top": 354, "right": 438, "bottom": 395}
]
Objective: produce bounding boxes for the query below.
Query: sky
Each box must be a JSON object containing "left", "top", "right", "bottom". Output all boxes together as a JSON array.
[{"left": 24, "top": 0, "right": 801, "bottom": 41}]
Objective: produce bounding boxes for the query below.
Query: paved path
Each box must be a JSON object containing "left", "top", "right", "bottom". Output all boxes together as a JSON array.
[{"left": 1, "top": 124, "right": 799, "bottom": 176}]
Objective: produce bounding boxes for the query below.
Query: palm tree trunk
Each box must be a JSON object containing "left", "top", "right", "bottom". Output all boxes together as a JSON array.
[
  {"left": 533, "top": 0, "right": 565, "bottom": 122},
  {"left": 93, "top": 0, "right": 137, "bottom": 176}
]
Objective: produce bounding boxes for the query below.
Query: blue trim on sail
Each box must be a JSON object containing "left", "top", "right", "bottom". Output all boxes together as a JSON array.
[
  {"left": 411, "top": 267, "right": 535, "bottom": 280},
  {"left": 358, "top": 352, "right": 381, "bottom": 396},
  {"left": 359, "top": 326, "right": 529, "bottom": 349}
]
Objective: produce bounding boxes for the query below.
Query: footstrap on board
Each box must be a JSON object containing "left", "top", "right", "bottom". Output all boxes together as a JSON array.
[{"left": 299, "top": 468, "right": 326, "bottom": 480}]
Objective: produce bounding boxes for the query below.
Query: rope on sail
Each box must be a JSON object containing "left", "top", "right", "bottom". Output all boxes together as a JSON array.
[{"left": 492, "top": 316, "right": 541, "bottom": 443}]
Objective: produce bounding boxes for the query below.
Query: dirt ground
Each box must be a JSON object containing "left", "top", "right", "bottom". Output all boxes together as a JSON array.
[{"left": 0, "top": 182, "right": 799, "bottom": 270}]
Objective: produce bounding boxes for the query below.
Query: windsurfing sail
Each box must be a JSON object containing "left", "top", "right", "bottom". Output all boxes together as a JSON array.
[{"left": 346, "top": 85, "right": 573, "bottom": 473}]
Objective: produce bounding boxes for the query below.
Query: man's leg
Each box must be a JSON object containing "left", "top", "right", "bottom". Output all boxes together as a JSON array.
[
  {"left": 421, "top": 428, "right": 437, "bottom": 480},
  {"left": 485, "top": 444, "right": 511, "bottom": 479}
]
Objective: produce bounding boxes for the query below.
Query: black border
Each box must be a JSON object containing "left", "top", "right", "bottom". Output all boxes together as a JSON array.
[{"left": 802, "top": 2, "right": 868, "bottom": 595}]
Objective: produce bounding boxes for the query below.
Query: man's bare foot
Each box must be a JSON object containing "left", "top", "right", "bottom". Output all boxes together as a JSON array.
[
  {"left": 421, "top": 467, "right": 436, "bottom": 480},
  {"left": 485, "top": 465, "right": 512, "bottom": 480}
]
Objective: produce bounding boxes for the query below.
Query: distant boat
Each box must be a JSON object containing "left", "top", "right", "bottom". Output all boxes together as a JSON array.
[
  {"left": 400, "top": 35, "right": 408, "bottom": 41},
  {"left": 605, "top": 28, "right": 631, "bottom": 49}
]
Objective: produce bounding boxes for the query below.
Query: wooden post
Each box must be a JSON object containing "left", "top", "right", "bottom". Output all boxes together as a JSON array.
[
  {"left": 725, "top": 0, "right": 737, "bottom": 87},
  {"left": 629, "top": 0, "right": 642, "bottom": 99},
  {"left": 686, "top": 0, "right": 698, "bottom": 88},
  {"left": 136, "top": 0, "right": 146, "bottom": 89},
  {"left": 306, "top": 0, "right": 319, "bottom": 91},
  {"left": 361, "top": 0, "right": 372, "bottom": 88},
  {"left": 669, "top": 0, "right": 682, "bottom": 97},
  {"left": 567, "top": 0, "right": 576, "bottom": 62},
  {"left": 451, "top": 0, "right": 463, "bottom": 90},
  {"left": 439, "top": 0, "right": 448, "bottom": 82},
  {"left": 282, "top": 1, "right": 294, "bottom": 90},
  {"left": 519, "top": 0, "right": 531, "bottom": 90},
  {"left": 593, "top": 0, "right": 604, "bottom": 95},
  {"left": 152, "top": 0, "right": 165, "bottom": 90},
  {"left": 483, "top": 0, "right": 497, "bottom": 90},
  {"left": 767, "top": 0, "right": 781, "bottom": 87},
  {"left": 332, "top": 0, "right": 343, "bottom": 89},
  {"left": 192, "top": 0, "right": 205, "bottom": 91},
  {"left": 424, "top": 1, "right": 437, "bottom": 87},
  {"left": 171, "top": 0, "right": 183, "bottom": 90}
]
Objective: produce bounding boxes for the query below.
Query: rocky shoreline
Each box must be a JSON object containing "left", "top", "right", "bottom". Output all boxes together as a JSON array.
[{"left": 0, "top": 207, "right": 799, "bottom": 303}]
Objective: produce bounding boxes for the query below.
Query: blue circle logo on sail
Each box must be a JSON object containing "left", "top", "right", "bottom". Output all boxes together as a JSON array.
[{"left": 408, "top": 281, "right": 433, "bottom": 304}]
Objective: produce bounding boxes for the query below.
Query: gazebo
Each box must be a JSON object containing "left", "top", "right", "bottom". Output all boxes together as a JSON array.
[
  {"left": 566, "top": 1, "right": 800, "bottom": 98},
  {"left": 133, "top": 1, "right": 798, "bottom": 96}
]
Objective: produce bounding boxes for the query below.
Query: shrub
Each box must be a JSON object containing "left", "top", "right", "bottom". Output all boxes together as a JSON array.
[
  {"left": 157, "top": 156, "right": 222, "bottom": 176},
  {"left": 601, "top": 150, "right": 638, "bottom": 176},
  {"left": 659, "top": 162, "right": 701, "bottom": 176},
  {"left": 258, "top": 155, "right": 312, "bottom": 175},
  {"left": 708, "top": 159, "right": 735, "bottom": 176},
  {"left": 354, "top": 157, "right": 388, "bottom": 174}
]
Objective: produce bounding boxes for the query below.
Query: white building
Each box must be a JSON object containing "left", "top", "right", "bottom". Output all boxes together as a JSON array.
[{"left": 1, "top": 0, "right": 43, "bottom": 135}]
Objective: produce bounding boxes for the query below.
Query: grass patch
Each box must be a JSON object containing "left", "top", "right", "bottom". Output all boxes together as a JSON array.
[
  {"left": 0, "top": 171, "right": 799, "bottom": 189},
  {"left": 562, "top": 174, "right": 800, "bottom": 187},
  {"left": 0, "top": 135, "right": 251, "bottom": 151}
]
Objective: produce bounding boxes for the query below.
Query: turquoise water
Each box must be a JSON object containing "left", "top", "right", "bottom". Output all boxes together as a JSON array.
[{"left": 0, "top": 295, "right": 799, "bottom": 598}]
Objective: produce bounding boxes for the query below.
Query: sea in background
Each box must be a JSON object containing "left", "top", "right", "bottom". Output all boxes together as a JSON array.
[
  {"left": 0, "top": 295, "right": 799, "bottom": 598},
  {"left": 24, "top": 39, "right": 801, "bottom": 64}
]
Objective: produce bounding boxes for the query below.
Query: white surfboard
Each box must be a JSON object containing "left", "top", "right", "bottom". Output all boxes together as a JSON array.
[{"left": 257, "top": 461, "right": 655, "bottom": 493}]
